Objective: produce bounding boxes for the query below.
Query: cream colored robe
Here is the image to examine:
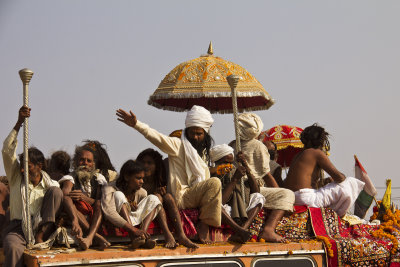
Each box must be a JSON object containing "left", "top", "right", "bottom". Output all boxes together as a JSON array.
[{"left": 133, "top": 120, "right": 222, "bottom": 227}]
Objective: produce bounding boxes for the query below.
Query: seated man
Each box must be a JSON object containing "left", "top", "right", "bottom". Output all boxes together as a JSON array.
[
  {"left": 263, "top": 140, "right": 284, "bottom": 187},
  {"left": 2, "top": 106, "right": 63, "bottom": 267},
  {"left": 284, "top": 123, "right": 364, "bottom": 217},
  {"left": 210, "top": 144, "right": 265, "bottom": 243},
  {"left": 47, "top": 150, "right": 71, "bottom": 181},
  {"left": 233, "top": 113, "right": 295, "bottom": 242},
  {"left": 82, "top": 140, "right": 117, "bottom": 182},
  {"left": 117, "top": 105, "right": 222, "bottom": 244},
  {"left": 59, "top": 144, "right": 110, "bottom": 250}
]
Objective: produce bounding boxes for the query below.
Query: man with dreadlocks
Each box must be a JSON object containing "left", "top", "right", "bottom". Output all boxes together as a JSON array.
[
  {"left": 59, "top": 144, "right": 110, "bottom": 250},
  {"left": 82, "top": 140, "right": 117, "bottom": 182},
  {"left": 117, "top": 105, "right": 222, "bottom": 244},
  {"left": 284, "top": 123, "right": 365, "bottom": 217}
]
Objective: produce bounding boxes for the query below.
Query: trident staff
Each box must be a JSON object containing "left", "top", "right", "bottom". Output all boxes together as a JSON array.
[{"left": 19, "top": 68, "right": 34, "bottom": 246}]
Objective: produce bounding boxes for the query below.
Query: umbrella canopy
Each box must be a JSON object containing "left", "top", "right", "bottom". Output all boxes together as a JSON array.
[
  {"left": 258, "top": 125, "right": 304, "bottom": 167},
  {"left": 148, "top": 43, "right": 275, "bottom": 114}
]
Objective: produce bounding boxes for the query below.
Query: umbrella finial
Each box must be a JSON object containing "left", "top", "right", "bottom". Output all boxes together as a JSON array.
[
  {"left": 227, "top": 74, "right": 240, "bottom": 89},
  {"left": 207, "top": 41, "right": 214, "bottom": 55}
]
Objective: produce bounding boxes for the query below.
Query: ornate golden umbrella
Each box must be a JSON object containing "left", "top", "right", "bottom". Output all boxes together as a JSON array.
[
  {"left": 148, "top": 43, "right": 275, "bottom": 200},
  {"left": 148, "top": 42, "right": 275, "bottom": 114}
]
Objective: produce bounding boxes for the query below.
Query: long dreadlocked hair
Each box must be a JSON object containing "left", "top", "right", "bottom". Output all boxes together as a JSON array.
[
  {"left": 81, "top": 140, "right": 116, "bottom": 181},
  {"left": 136, "top": 148, "right": 167, "bottom": 188},
  {"left": 300, "top": 123, "right": 330, "bottom": 152}
]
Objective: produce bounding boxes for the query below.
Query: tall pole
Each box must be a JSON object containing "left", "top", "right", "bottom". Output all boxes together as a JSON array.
[
  {"left": 19, "top": 68, "right": 34, "bottom": 246},
  {"left": 227, "top": 74, "right": 245, "bottom": 201}
]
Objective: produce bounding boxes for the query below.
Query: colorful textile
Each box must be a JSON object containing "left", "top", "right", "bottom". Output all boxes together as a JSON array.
[{"left": 309, "top": 207, "right": 400, "bottom": 267}]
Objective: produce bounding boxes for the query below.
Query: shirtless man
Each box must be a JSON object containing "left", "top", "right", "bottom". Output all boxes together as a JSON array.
[
  {"left": 284, "top": 123, "right": 364, "bottom": 217},
  {"left": 59, "top": 145, "right": 110, "bottom": 250}
]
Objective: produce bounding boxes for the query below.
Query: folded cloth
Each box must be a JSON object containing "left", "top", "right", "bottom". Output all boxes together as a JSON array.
[
  {"left": 294, "top": 177, "right": 364, "bottom": 217},
  {"left": 74, "top": 200, "right": 94, "bottom": 217}
]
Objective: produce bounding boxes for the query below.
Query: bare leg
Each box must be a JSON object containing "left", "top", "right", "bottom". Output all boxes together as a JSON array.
[
  {"left": 163, "top": 194, "right": 198, "bottom": 248},
  {"left": 77, "top": 200, "right": 110, "bottom": 250},
  {"left": 156, "top": 207, "right": 177, "bottom": 248},
  {"left": 259, "top": 209, "right": 284, "bottom": 243},
  {"left": 63, "top": 196, "right": 83, "bottom": 238},
  {"left": 35, "top": 222, "right": 55, "bottom": 243},
  {"left": 139, "top": 208, "right": 157, "bottom": 249},
  {"left": 119, "top": 204, "right": 146, "bottom": 249},
  {"left": 222, "top": 209, "right": 252, "bottom": 243},
  {"left": 242, "top": 204, "right": 262, "bottom": 230}
]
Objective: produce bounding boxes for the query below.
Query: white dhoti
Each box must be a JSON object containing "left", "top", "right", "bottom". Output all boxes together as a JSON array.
[
  {"left": 114, "top": 191, "right": 162, "bottom": 226},
  {"left": 294, "top": 177, "right": 365, "bottom": 217},
  {"left": 222, "top": 192, "right": 265, "bottom": 217}
]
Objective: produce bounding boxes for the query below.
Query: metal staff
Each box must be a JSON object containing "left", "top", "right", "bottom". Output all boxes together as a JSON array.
[
  {"left": 227, "top": 74, "right": 245, "bottom": 201},
  {"left": 19, "top": 68, "right": 34, "bottom": 246}
]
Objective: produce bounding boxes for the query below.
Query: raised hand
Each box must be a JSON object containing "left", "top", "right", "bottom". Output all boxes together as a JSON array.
[{"left": 116, "top": 109, "right": 137, "bottom": 128}]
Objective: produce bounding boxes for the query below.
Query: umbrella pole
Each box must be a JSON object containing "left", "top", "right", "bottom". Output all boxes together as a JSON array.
[
  {"left": 227, "top": 75, "right": 245, "bottom": 201},
  {"left": 19, "top": 68, "right": 34, "bottom": 247}
]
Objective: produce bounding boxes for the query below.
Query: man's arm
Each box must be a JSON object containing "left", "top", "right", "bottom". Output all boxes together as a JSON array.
[
  {"left": 315, "top": 150, "right": 345, "bottom": 183},
  {"left": 116, "top": 109, "right": 180, "bottom": 156},
  {"left": 262, "top": 172, "right": 279, "bottom": 188},
  {"left": 221, "top": 165, "right": 246, "bottom": 204},
  {"left": 2, "top": 106, "right": 31, "bottom": 185}
]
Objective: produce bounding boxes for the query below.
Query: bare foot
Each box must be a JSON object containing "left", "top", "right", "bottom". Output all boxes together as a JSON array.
[
  {"left": 142, "top": 238, "right": 156, "bottom": 249},
  {"left": 131, "top": 237, "right": 146, "bottom": 249},
  {"left": 93, "top": 235, "right": 111, "bottom": 250},
  {"left": 259, "top": 228, "right": 283, "bottom": 243},
  {"left": 177, "top": 234, "right": 199, "bottom": 249},
  {"left": 197, "top": 221, "right": 213, "bottom": 244},
  {"left": 228, "top": 228, "right": 252, "bottom": 244},
  {"left": 77, "top": 236, "right": 92, "bottom": 250},
  {"left": 164, "top": 232, "right": 177, "bottom": 248}
]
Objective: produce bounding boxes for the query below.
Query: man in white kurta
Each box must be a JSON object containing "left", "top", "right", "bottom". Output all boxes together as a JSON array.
[
  {"left": 233, "top": 113, "right": 295, "bottom": 242},
  {"left": 117, "top": 105, "right": 222, "bottom": 243}
]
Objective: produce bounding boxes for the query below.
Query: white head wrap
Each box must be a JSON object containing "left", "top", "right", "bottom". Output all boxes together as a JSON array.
[
  {"left": 210, "top": 144, "right": 234, "bottom": 163},
  {"left": 185, "top": 105, "right": 214, "bottom": 133},
  {"left": 181, "top": 105, "right": 214, "bottom": 187},
  {"left": 238, "top": 113, "right": 264, "bottom": 141}
]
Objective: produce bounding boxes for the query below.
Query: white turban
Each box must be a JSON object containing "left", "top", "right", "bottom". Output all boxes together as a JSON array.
[
  {"left": 185, "top": 105, "right": 214, "bottom": 133},
  {"left": 238, "top": 113, "right": 264, "bottom": 141},
  {"left": 210, "top": 144, "right": 234, "bottom": 163}
]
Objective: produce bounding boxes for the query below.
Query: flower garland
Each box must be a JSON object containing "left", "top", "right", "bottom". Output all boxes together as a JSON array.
[
  {"left": 216, "top": 163, "right": 233, "bottom": 176},
  {"left": 370, "top": 201, "right": 400, "bottom": 255},
  {"left": 316, "top": 236, "right": 334, "bottom": 257}
]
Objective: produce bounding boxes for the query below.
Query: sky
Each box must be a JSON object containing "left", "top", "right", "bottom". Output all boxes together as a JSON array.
[{"left": 1, "top": 1, "right": 400, "bottom": 207}]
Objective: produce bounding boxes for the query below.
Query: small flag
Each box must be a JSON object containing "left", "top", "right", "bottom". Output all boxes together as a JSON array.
[
  {"left": 353, "top": 155, "right": 377, "bottom": 219},
  {"left": 382, "top": 179, "right": 392, "bottom": 211}
]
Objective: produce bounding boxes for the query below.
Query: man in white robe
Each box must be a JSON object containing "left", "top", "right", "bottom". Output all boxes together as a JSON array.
[{"left": 116, "top": 105, "right": 222, "bottom": 244}]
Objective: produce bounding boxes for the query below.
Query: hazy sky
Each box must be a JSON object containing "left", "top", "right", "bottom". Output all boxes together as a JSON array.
[{"left": 1, "top": 1, "right": 399, "bottom": 204}]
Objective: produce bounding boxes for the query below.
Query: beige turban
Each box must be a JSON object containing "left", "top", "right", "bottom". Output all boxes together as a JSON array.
[
  {"left": 185, "top": 105, "right": 214, "bottom": 133},
  {"left": 210, "top": 144, "right": 234, "bottom": 163},
  {"left": 238, "top": 113, "right": 264, "bottom": 141}
]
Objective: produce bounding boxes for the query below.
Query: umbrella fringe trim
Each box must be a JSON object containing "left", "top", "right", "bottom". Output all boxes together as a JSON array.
[
  {"left": 147, "top": 100, "right": 274, "bottom": 114},
  {"left": 148, "top": 91, "right": 273, "bottom": 100}
]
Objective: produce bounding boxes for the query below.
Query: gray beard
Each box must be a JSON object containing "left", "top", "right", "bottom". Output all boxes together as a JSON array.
[{"left": 75, "top": 166, "right": 96, "bottom": 196}]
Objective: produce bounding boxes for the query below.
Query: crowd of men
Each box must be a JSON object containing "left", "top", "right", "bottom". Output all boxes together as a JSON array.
[{"left": 0, "top": 105, "right": 366, "bottom": 267}]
